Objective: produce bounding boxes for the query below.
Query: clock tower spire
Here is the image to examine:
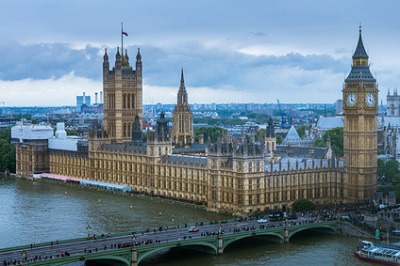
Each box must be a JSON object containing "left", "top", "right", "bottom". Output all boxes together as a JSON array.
[{"left": 342, "top": 27, "right": 378, "bottom": 202}]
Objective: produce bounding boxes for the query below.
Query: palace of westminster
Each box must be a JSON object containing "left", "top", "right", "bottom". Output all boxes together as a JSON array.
[{"left": 11, "top": 29, "right": 378, "bottom": 215}]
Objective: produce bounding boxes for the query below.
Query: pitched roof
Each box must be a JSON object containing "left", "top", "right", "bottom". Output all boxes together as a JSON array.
[
  {"left": 283, "top": 126, "right": 301, "bottom": 144},
  {"left": 276, "top": 145, "right": 329, "bottom": 159},
  {"left": 316, "top": 116, "right": 344, "bottom": 130}
]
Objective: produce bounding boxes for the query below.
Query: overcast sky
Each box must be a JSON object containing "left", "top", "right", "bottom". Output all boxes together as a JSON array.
[{"left": 1, "top": 0, "right": 399, "bottom": 106}]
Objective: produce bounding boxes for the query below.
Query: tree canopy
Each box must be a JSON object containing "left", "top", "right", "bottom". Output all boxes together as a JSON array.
[
  {"left": 194, "top": 126, "right": 227, "bottom": 143},
  {"left": 296, "top": 125, "right": 309, "bottom": 139},
  {"left": 291, "top": 199, "right": 315, "bottom": 212},
  {"left": 377, "top": 159, "right": 400, "bottom": 201},
  {"left": 313, "top": 127, "right": 343, "bottom": 157},
  {"left": 0, "top": 129, "right": 15, "bottom": 173}
]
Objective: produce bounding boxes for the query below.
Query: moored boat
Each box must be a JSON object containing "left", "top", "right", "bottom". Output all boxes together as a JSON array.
[{"left": 354, "top": 240, "right": 400, "bottom": 265}]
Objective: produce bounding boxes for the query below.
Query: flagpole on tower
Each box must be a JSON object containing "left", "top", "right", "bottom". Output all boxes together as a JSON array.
[{"left": 121, "top": 22, "right": 124, "bottom": 57}]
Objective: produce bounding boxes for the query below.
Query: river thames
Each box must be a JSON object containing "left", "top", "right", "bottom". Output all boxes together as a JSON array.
[{"left": 0, "top": 176, "right": 372, "bottom": 265}]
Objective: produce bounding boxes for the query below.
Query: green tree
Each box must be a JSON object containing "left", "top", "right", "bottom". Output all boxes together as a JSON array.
[
  {"left": 383, "top": 160, "right": 400, "bottom": 181},
  {"left": 65, "top": 129, "right": 79, "bottom": 136},
  {"left": 297, "top": 125, "right": 308, "bottom": 139},
  {"left": 194, "top": 126, "right": 227, "bottom": 143},
  {"left": 0, "top": 129, "right": 16, "bottom": 173},
  {"left": 292, "top": 199, "right": 315, "bottom": 212},
  {"left": 378, "top": 159, "right": 385, "bottom": 178},
  {"left": 313, "top": 127, "right": 343, "bottom": 157},
  {"left": 276, "top": 134, "right": 283, "bottom": 145}
]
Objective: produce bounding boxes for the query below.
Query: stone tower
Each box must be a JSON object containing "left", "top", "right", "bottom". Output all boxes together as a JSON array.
[
  {"left": 343, "top": 27, "right": 378, "bottom": 202},
  {"left": 265, "top": 117, "right": 276, "bottom": 161},
  {"left": 386, "top": 88, "right": 400, "bottom": 116},
  {"left": 172, "top": 69, "right": 194, "bottom": 147},
  {"left": 103, "top": 47, "right": 143, "bottom": 140}
]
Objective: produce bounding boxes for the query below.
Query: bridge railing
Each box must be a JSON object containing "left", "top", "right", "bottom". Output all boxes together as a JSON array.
[{"left": 26, "top": 246, "right": 132, "bottom": 266}]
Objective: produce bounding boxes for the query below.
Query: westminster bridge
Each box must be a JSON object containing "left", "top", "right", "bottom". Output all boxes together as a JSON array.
[{"left": 0, "top": 218, "right": 338, "bottom": 266}]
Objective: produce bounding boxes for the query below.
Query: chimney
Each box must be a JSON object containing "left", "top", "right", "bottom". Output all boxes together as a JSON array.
[
  {"left": 100, "top": 92, "right": 103, "bottom": 103},
  {"left": 95, "top": 92, "right": 98, "bottom": 104},
  {"left": 83, "top": 92, "right": 86, "bottom": 105}
]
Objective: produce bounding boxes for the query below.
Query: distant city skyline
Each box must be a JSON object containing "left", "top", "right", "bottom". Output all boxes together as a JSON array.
[{"left": 1, "top": 0, "right": 399, "bottom": 106}]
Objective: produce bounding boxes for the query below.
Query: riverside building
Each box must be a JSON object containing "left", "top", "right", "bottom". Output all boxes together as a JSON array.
[{"left": 12, "top": 29, "right": 377, "bottom": 215}]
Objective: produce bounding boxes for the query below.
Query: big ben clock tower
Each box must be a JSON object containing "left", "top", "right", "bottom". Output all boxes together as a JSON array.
[{"left": 343, "top": 26, "right": 378, "bottom": 202}]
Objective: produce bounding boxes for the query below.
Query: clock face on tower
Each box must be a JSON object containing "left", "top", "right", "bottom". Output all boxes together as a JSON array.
[
  {"left": 365, "top": 93, "right": 376, "bottom": 107},
  {"left": 346, "top": 93, "right": 357, "bottom": 107}
]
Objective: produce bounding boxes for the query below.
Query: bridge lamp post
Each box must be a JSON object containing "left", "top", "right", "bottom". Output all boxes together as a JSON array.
[{"left": 86, "top": 224, "right": 91, "bottom": 238}]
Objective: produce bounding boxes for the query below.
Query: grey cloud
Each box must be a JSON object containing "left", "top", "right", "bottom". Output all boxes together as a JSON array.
[
  {"left": 0, "top": 41, "right": 349, "bottom": 93},
  {"left": 0, "top": 42, "right": 102, "bottom": 80},
  {"left": 142, "top": 44, "right": 348, "bottom": 90}
]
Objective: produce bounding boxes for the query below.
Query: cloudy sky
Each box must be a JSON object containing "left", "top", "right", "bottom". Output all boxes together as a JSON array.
[{"left": 1, "top": 0, "right": 399, "bottom": 106}]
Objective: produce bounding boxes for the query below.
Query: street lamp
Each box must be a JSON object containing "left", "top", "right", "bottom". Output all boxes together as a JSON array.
[{"left": 86, "top": 224, "right": 91, "bottom": 238}]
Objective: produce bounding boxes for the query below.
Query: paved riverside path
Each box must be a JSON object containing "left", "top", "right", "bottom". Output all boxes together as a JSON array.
[{"left": 0, "top": 217, "right": 336, "bottom": 265}]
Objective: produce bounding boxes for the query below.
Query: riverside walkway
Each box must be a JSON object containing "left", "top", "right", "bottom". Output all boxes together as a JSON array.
[{"left": 0, "top": 218, "right": 338, "bottom": 266}]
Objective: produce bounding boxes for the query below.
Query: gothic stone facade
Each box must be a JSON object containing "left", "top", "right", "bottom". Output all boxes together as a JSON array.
[
  {"left": 102, "top": 48, "right": 143, "bottom": 141},
  {"left": 48, "top": 136, "right": 342, "bottom": 215},
  {"left": 14, "top": 29, "right": 377, "bottom": 215}
]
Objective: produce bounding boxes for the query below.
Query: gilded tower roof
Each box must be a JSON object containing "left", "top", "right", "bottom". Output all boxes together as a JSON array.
[{"left": 345, "top": 27, "right": 376, "bottom": 82}]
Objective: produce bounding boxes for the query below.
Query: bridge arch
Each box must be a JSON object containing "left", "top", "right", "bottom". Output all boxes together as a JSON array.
[
  {"left": 137, "top": 242, "right": 218, "bottom": 264},
  {"left": 84, "top": 255, "right": 130, "bottom": 266},
  {"left": 289, "top": 224, "right": 337, "bottom": 240},
  {"left": 223, "top": 232, "right": 284, "bottom": 251}
]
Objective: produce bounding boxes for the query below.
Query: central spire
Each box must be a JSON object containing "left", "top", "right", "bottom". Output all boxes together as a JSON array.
[
  {"left": 180, "top": 68, "right": 185, "bottom": 91},
  {"left": 177, "top": 68, "right": 188, "bottom": 105}
]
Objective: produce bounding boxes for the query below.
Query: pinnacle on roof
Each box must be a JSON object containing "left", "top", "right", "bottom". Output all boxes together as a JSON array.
[
  {"left": 352, "top": 25, "right": 369, "bottom": 59},
  {"left": 116, "top": 47, "right": 121, "bottom": 60},
  {"left": 180, "top": 68, "right": 185, "bottom": 90},
  {"left": 136, "top": 48, "right": 141, "bottom": 61},
  {"left": 103, "top": 48, "right": 108, "bottom": 61},
  {"left": 125, "top": 49, "right": 129, "bottom": 61}
]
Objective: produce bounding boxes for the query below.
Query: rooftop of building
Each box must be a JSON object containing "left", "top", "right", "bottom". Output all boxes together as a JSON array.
[{"left": 316, "top": 116, "right": 344, "bottom": 130}]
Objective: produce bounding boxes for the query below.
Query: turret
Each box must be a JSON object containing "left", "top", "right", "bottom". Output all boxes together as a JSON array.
[
  {"left": 103, "top": 48, "right": 109, "bottom": 76},
  {"left": 123, "top": 49, "right": 129, "bottom": 66},
  {"left": 115, "top": 47, "right": 122, "bottom": 69},
  {"left": 136, "top": 48, "right": 142, "bottom": 77},
  {"left": 132, "top": 114, "right": 142, "bottom": 143},
  {"left": 116, "top": 47, "right": 121, "bottom": 61}
]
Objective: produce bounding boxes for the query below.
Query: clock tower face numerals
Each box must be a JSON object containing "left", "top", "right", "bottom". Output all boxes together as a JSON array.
[
  {"left": 365, "top": 93, "right": 376, "bottom": 107},
  {"left": 346, "top": 93, "right": 357, "bottom": 107}
]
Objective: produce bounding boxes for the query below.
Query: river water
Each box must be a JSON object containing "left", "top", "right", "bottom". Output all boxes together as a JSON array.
[{"left": 0, "top": 176, "right": 372, "bottom": 265}]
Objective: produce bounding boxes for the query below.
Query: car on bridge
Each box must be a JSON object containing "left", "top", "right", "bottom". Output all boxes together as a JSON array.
[
  {"left": 257, "top": 218, "right": 268, "bottom": 223},
  {"left": 188, "top": 226, "right": 199, "bottom": 232},
  {"left": 287, "top": 213, "right": 298, "bottom": 220},
  {"left": 269, "top": 212, "right": 284, "bottom": 222}
]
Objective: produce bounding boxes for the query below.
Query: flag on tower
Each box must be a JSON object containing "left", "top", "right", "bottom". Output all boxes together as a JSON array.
[{"left": 122, "top": 31, "right": 128, "bottom": 36}]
